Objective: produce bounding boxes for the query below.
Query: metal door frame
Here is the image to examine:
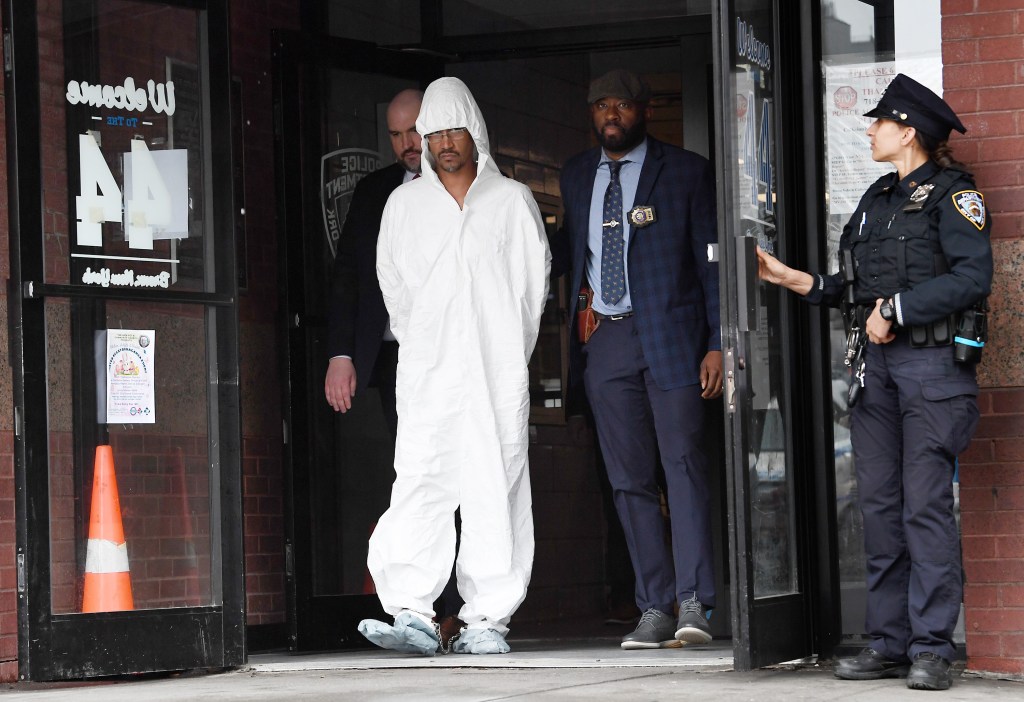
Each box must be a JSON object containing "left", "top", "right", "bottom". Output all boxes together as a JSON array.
[
  {"left": 5, "top": 0, "right": 245, "bottom": 680},
  {"left": 712, "top": 0, "right": 828, "bottom": 670}
]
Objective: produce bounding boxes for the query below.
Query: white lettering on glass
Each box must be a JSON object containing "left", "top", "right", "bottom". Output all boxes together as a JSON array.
[
  {"left": 66, "top": 77, "right": 176, "bottom": 116},
  {"left": 76, "top": 132, "right": 123, "bottom": 247},
  {"left": 736, "top": 18, "right": 772, "bottom": 71},
  {"left": 74, "top": 133, "right": 174, "bottom": 250},
  {"left": 81, "top": 267, "right": 171, "bottom": 289},
  {"left": 742, "top": 92, "right": 775, "bottom": 214}
]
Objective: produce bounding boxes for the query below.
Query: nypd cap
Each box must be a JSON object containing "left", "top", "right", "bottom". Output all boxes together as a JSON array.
[
  {"left": 863, "top": 73, "right": 966, "bottom": 141},
  {"left": 587, "top": 69, "right": 651, "bottom": 104}
]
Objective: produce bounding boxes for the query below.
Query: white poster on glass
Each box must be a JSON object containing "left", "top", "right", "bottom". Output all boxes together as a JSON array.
[
  {"left": 106, "top": 329, "right": 156, "bottom": 423},
  {"left": 823, "top": 58, "right": 942, "bottom": 217}
]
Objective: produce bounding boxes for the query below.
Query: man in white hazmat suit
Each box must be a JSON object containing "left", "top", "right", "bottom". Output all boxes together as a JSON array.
[{"left": 357, "top": 77, "right": 551, "bottom": 655}]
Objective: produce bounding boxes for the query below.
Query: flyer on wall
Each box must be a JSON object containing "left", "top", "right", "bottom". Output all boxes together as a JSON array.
[{"left": 106, "top": 329, "right": 156, "bottom": 424}]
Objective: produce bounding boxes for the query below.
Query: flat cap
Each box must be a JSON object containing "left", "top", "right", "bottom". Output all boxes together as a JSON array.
[
  {"left": 863, "top": 73, "right": 966, "bottom": 141},
  {"left": 587, "top": 69, "right": 651, "bottom": 104}
]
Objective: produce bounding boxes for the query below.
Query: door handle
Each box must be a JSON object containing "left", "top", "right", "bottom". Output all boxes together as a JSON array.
[
  {"left": 725, "top": 348, "right": 736, "bottom": 413},
  {"left": 735, "top": 235, "right": 759, "bottom": 332}
]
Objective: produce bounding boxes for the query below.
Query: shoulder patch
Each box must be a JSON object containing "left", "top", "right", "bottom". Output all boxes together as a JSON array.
[{"left": 952, "top": 190, "right": 986, "bottom": 230}]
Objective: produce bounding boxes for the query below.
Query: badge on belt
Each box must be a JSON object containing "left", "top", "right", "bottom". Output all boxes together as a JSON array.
[{"left": 628, "top": 205, "right": 656, "bottom": 228}]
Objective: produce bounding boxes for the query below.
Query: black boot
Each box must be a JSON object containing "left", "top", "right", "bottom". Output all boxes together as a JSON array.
[
  {"left": 835, "top": 647, "right": 910, "bottom": 680},
  {"left": 907, "top": 652, "right": 953, "bottom": 691}
]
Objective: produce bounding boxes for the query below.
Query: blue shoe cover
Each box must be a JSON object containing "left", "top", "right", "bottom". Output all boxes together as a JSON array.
[
  {"left": 452, "top": 628, "right": 510, "bottom": 654},
  {"left": 358, "top": 612, "right": 439, "bottom": 656}
]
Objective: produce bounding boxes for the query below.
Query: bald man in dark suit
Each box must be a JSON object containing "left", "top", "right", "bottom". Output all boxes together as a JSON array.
[{"left": 325, "top": 89, "right": 423, "bottom": 435}]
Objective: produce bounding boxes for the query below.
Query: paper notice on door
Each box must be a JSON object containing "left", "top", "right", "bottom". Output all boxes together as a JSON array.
[
  {"left": 106, "top": 329, "right": 156, "bottom": 423},
  {"left": 823, "top": 58, "right": 942, "bottom": 216}
]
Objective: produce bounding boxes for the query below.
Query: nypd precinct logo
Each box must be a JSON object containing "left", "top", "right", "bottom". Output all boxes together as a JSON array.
[
  {"left": 321, "top": 148, "right": 384, "bottom": 258},
  {"left": 952, "top": 190, "right": 986, "bottom": 231}
]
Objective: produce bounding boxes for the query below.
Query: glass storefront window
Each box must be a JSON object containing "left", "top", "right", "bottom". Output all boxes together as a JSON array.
[
  {"left": 47, "top": 299, "right": 215, "bottom": 613},
  {"left": 818, "top": 0, "right": 944, "bottom": 634},
  {"left": 42, "top": 0, "right": 221, "bottom": 615},
  {"left": 57, "top": 1, "right": 211, "bottom": 293}
]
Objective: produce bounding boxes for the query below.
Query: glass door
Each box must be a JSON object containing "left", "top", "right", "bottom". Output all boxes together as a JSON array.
[
  {"left": 713, "top": 0, "right": 816, "bottom": 669},
  {"left": 272, "top": 32, "right": 440, "bottom": 650},
  {"left": 7, "top": 0, "right": 244, "bottom": 680}
]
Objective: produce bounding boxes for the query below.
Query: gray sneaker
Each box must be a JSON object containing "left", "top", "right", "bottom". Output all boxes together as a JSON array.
[
  {"left": 621, "top": 608, "right": 682, "bottom": 650},
  {"left": 675, "top": 594, "right": 712, "bottom": 645}
]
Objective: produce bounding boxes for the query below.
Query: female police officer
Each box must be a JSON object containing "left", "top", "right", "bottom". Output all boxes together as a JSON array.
[{"left": 757, "top": 74, "right": 992, "bottom": 691}]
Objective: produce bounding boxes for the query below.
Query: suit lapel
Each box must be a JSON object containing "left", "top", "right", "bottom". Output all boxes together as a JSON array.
[
  {"left": 577, "top": 149, "right": 600, "bottom": 221},
  {"left": 573, "top": 149, "right": 601, "bottom": 263},
  {"left": 633, "top": 138, "right": 664, "bottom": 217},
  {"left": 387, "top": 162, "right": 406, "bottom": 189}
]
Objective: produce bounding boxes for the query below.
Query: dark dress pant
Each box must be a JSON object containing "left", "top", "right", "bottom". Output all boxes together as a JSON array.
[
  {"left": 372, "top": 340, "right": 400, "bottom": 439},
  {"left": 583, "top": 316, "right": 715, "bottom": 614},
  {"left": 852, "top": 335, "right": 978, "bottom": 663}
]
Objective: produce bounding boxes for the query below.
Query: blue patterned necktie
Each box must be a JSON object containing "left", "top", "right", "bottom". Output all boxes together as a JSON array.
[{"left": 601, "top": 160, "right": 629, "bottom": 305}]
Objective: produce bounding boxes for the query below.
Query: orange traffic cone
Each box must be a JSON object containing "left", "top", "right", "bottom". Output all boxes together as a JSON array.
[{"left": 82, "top": 445, "right": 134, "bottom": 612}]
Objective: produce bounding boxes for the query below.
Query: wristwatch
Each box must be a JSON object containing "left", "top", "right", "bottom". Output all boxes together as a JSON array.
[{"left": 880, "top": 297, "right": 897, "bottom": 325}]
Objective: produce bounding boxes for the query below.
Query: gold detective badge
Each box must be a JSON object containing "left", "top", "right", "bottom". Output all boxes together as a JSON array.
[{"left": 628, "top": 205, "right": 656, "bottom": 227}]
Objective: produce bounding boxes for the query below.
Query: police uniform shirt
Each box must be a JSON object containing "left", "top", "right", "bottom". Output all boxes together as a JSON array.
[{"left": 804, "top": 161, "right": 992, "bottom": 326}]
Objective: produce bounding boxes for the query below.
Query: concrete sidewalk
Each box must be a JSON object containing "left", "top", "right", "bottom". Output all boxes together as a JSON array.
[{"left": 3, "top": 636, "right": 1021, "bottom": 701}]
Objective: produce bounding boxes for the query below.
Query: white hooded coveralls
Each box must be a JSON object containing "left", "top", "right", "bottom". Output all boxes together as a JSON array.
[{"left": 369, "top": 77, "right": 551, "bottom": 634}]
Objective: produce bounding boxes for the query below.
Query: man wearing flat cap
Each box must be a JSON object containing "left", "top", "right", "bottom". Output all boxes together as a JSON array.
[
  {"left": 756, "top": 73, "right": 992, "bottom": 691},
  {"left": 554, "top": 69, "right": 722, "bottom": 650}
]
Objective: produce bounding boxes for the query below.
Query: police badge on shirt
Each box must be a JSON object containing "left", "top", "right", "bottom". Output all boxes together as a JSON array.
[{"left": 952, "top": 190, "right": 986, "bottom": 230}]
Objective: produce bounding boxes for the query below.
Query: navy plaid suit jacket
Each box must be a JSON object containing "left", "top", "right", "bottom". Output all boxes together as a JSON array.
[{"left": 556, "top": 137, "right": 721, "bottom": 391}]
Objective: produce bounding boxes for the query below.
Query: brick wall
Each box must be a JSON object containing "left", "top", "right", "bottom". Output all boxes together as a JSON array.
[
  {"left": 241, "top": 436, "right": 285, "bottom": 625},
  {"left": 960, "top": 390, "right": 1024, "bottom": 675},
  {"left": 943, "top": 0, "right": 1024, "bottom": 677}
]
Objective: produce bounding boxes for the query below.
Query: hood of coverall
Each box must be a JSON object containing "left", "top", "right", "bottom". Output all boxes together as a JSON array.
[{"left": 415, "top": 77, "right": 499, "bottom": 185}]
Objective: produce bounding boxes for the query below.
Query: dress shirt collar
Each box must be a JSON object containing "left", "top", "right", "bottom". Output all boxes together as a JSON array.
[{"left": 598, "top": 137, "right": 648, "bottom": 169}]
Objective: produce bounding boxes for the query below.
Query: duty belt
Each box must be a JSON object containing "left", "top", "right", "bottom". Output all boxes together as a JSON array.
[{"left": 849, "top": 302, "right": 954, "bottom": 349}]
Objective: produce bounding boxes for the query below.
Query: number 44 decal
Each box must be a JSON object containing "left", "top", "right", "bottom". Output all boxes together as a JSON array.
[
  {"left": 76, "top": 132, "right": 172, "bottom": 250},
  {"left": 742, "top": 92, "right": 774, "bottom": 216}
]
